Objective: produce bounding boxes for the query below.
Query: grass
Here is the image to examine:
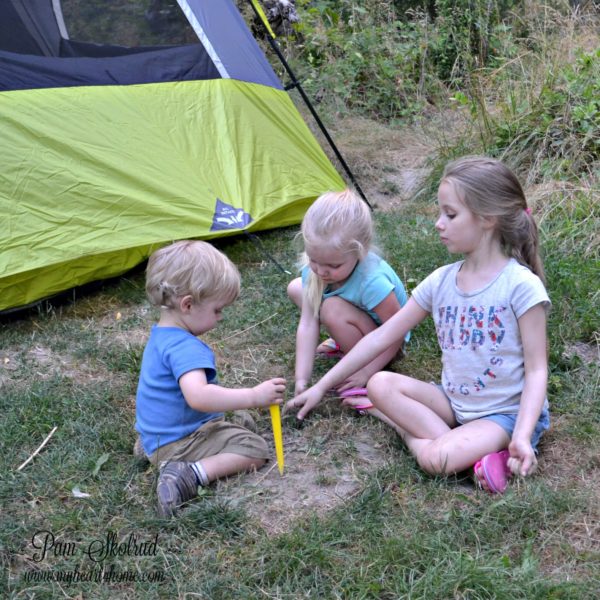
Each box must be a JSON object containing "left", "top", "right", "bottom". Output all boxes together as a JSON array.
[{"left": 1, "top": 202, "right": 599, "bottom": 597}]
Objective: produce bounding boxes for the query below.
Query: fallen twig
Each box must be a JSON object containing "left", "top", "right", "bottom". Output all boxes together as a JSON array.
[
  {"left": 17, "top": 426, "right": 57, "bottom": 471},
  {"left": 254, "top": 460, "right": 278, "bottom": 484}
]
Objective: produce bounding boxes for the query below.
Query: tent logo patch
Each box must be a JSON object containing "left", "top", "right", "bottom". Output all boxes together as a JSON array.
[{"left": 210, "top": 198, "right": 253, "bottom": 231}]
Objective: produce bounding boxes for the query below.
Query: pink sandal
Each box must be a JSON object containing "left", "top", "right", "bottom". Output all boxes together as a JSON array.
[
  {"left": 315, "top": 338, "right": 344, "bottom": 359},
  {"left": 339, "top": 388, "right": 373, "bottom": 415},
  {"left": 474, "top": 449, "right": 511, "bottom": 494}
]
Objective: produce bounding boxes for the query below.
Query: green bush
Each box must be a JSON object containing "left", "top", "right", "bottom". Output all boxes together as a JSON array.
[
  {"left": 428, "top": 0, "right": 519, "bottom": 82},
  {"left": 285, "top": 0, "right": 521, "bottom": 120},
  {"left": 480, "top": 48, "right": 600, "bottom": 179}
]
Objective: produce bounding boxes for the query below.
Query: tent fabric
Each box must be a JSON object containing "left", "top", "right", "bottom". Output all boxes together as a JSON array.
[
  {"left": 0, "top": 0, "right": 63, "bottom": 56},
  {"left": 178, "top": 0, "right": 283, "bottom": 88},
  {"left": 0, "top": 45, "right": 221, "bottom": 91},
  {"left": 59, "top": 39, "right": 169, "bottom": 58},
  {"left": 0, "top": 0, "right": 345, "bottom": 312}
]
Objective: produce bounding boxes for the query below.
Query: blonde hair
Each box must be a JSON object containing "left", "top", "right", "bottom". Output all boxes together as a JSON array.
[
  {"left": 145, "top": 240, "right": 240, "bottom": 309},
  {"left": 442, "top": 156, "right": 545, "bottom": 283},
  {"left": 300, "top": 189, "right": 373, "bottom": 316}
]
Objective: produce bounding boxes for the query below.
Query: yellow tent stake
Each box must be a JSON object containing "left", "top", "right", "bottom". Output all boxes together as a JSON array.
[
  {"left": 249, "top": 0, "right": 276, "bottom": 39},
  {"left": 269, "top": 404, "right": 284, "bottom": 475}
]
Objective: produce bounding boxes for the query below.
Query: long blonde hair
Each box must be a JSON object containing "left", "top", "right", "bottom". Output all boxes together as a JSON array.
[
  {"left": 146, "top": 240, "right": 240, "bottom": 309},
  {"left": 300, "top": 189, "right": 373, "bottom": 316},
  {"left": 442, "top": 156, "right": 545, "bottom": 283}
]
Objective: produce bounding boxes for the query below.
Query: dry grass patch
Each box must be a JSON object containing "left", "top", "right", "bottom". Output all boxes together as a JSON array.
[
  {"left": 312, "top": 114, "right": 441, "bottom": 212},
  {"left": 536, "top": 419, "right": 600, "bottom": 581},
  {"left": 218, "top": 407, "right": 396, "bottom": 536}
]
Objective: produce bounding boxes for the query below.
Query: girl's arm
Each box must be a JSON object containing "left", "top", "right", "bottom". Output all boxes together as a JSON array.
[
  {"left": 179, "top": 369, "right": 286, "bottom": 412},
  {"left": 337, "top": 291, "right": 404, "bottom": 391},
  {"left": 294, "top": 301, "right": 321, "bottom": 395},
  {"left": 508, "top": 303, "right": 548, "bottom": 477},
  {"left": 290, "top": 298, "right": 429, "bottom": 419}
]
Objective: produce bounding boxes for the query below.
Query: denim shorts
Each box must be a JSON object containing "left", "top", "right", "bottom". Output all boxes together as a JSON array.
[
  {"left": 481, "top": 408, "right": 550, "bottom": 451},
  {"left": 434, "top": 384, "right": 550, "bottom": 451}
]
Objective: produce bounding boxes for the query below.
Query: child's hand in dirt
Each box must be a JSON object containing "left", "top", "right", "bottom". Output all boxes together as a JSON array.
[
  {"left": 286, "top": 386, "right": 326, "bottom": 420},
  {"left": 294, "top": 380, "right": 308, "bottom": 396},
  {"left": 252, "top": 378, "right": 286, "bottom": 408}
]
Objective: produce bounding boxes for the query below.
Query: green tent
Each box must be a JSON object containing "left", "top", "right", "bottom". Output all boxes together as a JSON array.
[{"left": 0, "top": 0, "right": 344, "bottom": 312}]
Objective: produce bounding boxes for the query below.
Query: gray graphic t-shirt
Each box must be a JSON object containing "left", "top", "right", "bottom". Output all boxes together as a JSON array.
[{"left": 412, "top": 258, "right": 550, "bottom": 423}]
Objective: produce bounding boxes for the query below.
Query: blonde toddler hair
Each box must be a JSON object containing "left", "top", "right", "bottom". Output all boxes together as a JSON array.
[
  {"left": 300, "top": 189, "right": 373, "bottom": 316},
  {"left": 146, "top": 240, "right": 241, "bottom": 309},
  {"left": 442, "top": 156, "right": 545, "bottom": 283}
]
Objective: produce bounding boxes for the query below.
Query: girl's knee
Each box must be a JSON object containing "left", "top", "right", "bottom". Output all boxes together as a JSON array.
[
  {"left": 287, "top": 278, "right": 302, "bottom": 307},
  {"left": 318, "top": 296, "right": 347, "bottom": 325},
  {"left": 320, "top": 298, "right": 377, "bottom": 341},
  {"left": 368, "top": 371, "right": 395, "bottom": 396},
  {"left": 368, "top": 372, "right": 412, "bottom": 400}
]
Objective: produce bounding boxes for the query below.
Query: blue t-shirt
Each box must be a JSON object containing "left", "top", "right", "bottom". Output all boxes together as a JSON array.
[
  {"left": 135, "top": 325, "right": 222, "bottom": 456},
  {"left": 301, "top": 251, "right": 409, "bottom": 325}
]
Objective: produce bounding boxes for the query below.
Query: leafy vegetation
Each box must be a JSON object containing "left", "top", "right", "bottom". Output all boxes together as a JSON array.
[
  {"left": 280, "top": 0, "right": 523, "bottom": 120},
  {"left": 452, "top": 46, "right": 600, "bottom": 181}
]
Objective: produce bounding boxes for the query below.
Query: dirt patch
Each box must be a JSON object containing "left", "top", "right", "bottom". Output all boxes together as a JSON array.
[
  {"left": 536, "top": 417, "right": 600, "bottom": 566},
  {"left": 218, "top": 406, "right": 395, "bottom": 535},
  {"left": 96, "top": 305, "right": 153, "bottom": 346},
  {"left": 320, "top": 115, "right": 439, "bottom": 212},
  {"left": 223, "top": 408, "right": 600, "bottom": 540},
  {"left": 1, "top": 344, "right": 83, "bottom": 386},
  {"left": 564, "top": 341, "right": 599, "bottom": 367}
]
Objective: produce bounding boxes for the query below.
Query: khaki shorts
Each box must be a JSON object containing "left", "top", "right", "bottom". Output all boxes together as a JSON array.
[{"left": 147, "top": 419, "right": 269, "bottom": 466}]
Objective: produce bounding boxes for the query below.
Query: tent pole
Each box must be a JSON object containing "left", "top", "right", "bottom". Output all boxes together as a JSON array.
[{"left": 245, "top": 0, "right": 372, "bottom": 210}]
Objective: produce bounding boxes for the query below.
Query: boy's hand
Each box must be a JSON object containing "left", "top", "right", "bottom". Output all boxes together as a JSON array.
[
  {"left": 252, "top": 378, "right": 286, "bottom": 408},
  {"left": 507, "top": 437, "right": 537, "bottom": 477},
  {"left": 286, "top": 386, "right": 325, "bottom": 421}
]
